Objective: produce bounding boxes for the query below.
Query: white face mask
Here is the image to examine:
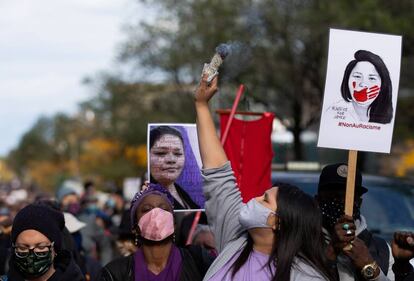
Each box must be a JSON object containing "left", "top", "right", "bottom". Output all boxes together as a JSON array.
[{"left": 239, "top": 199, "right": 276, "bottom": 230}]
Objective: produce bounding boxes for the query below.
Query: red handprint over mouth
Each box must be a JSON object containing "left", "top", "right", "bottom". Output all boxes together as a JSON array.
[{"left": 352, "top": 81, "right": 380, "bottom": 102}]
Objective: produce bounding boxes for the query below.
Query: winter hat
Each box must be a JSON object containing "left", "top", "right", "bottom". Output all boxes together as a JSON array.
[
  {"left": 11, "top": 204, "right": 65, "bottom": 251},
  {"left": 318, "top": 163, "right": 368, "bottom": 195},
  {"left": 130, "top": 183, "right": 174, "bottom": 229},
  {"left": 56, "top": 187, "right": 77, "bottom": 203}
]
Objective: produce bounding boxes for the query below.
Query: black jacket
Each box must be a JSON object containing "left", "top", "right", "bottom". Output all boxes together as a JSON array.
[
  {"left": 359, "top": 229, "right": 390, "bottom": 276},
  {"left": 4, "top": 250, "right": 85, "bottom": 281},
  {"left": 396, "top": 271, "right": 414, "bottom": 281},
  {"left": 0, "top": 235, "right": 10, "bottom": 275},
  {"left": 393, "top": 261, "right": 414, "bottom": 281},
  {"left": 99, "top": 245, "right": 214, "bottom": 281}
]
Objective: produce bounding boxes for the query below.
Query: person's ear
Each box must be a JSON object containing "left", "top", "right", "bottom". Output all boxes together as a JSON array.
[{"left": 267, "top": 213, "right": 277, "bottom": 230}]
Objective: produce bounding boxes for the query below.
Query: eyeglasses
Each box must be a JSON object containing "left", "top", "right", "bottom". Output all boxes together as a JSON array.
[{"left": 12, "top": 242, "right": 54, "bottom": 258}]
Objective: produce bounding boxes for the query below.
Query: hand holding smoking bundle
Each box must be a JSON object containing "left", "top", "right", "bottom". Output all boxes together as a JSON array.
[
  {"left": 195, "top": 73, "right": 219, "bottom": 105},
  {"left": 202, "top": 44, "right": 229, "bottom": 83}
]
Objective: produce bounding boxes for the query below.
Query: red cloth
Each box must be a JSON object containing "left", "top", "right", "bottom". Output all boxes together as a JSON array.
[{"left": 220, "top": 112, "right": 274, "bottom": 202}]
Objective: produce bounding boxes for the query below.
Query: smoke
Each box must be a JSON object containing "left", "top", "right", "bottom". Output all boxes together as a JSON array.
[
  {"left": 240, "top": 5, "right": 266, "bottom": 42},
  {"left": 217, "top": 41, "right": 252, "bottom": 81},
  {"left": 215, "top": 44, "right": 230, "bottom": 59}
]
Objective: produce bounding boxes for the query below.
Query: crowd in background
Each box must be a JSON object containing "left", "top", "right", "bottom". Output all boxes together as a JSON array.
[{"left": 0, "top": 178, "right": 216, "bottom": 281}]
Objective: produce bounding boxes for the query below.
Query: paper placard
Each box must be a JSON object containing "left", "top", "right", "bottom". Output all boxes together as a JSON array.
[
  {"left": 318, "top": 29, "right": 402, "bottom": 153},
  {"left": 147, "top": 123, "right": 204, "bottom": 209}
]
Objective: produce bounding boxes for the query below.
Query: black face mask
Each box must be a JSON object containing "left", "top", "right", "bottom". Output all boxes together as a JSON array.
[
  {"left": 14, "top": 250, "right": 53, "bottom": 279},
  {"left": 319, "top": 198, "right": 361, "bottom": 230}
]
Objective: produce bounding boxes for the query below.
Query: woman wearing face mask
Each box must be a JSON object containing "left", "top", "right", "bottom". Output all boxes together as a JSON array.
[
  {"left": 326, "top": 50, "right": 393, "bottom": 124},
  {"left": 0, "top": 204, "right": 84, "bottom": 281},
  {"left": 195, "top": 74, "right": 337, "bottom": 281},
  {"left": 99, "top": 183, "right": 214, "bottom": 281}
]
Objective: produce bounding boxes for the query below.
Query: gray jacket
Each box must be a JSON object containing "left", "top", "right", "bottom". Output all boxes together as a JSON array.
[{"left": 202, "top": 162, "right": 330, "bottom": 281}]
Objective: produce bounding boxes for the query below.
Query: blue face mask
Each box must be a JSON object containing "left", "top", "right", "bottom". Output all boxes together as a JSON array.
[
  {"left": 239, "top": 199, "right": 276, "bottom": 230},
  {"left": 86, "top": 204, "right": 99, "bottom": 214},
  {"left": 106, "top": 198, "right": 116, "bottom": 209}
]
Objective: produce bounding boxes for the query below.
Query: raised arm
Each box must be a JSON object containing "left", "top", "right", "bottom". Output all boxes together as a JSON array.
[
  {"left": 195, "top": 74, "right": 245, "bottom": 251},
  {"left": 194, "top": 74, "right": 228, "bottom": 169}
]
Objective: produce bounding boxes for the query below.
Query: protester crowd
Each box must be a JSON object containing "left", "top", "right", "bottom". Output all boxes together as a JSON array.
[{"left": 1, "top": 74, "right": 414, "bottom": 281}]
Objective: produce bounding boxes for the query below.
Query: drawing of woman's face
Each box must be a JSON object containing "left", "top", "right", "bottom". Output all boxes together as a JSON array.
[
  {"left": 150, "top": 134, "right": 185, "bottom": 186},
  {"left": 348, "top": 61, "right": 382, "bottom": 107}
]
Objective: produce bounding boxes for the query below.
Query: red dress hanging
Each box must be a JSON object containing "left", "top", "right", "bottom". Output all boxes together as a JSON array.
[{"left": 220, "top": 112, "right": 274, "bottom": 202}]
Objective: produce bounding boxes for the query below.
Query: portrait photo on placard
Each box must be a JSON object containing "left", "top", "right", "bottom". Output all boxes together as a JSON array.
[
  {"left": 147, "top": 123, "right": 204, "bottom": 210},
  {"left": 318, "top": 29, "right": 402, "bottom": 153}
]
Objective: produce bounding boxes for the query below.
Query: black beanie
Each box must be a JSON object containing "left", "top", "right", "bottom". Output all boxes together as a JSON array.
[{"left": 11, "top": 204, "right": 65, "bottom": 251}]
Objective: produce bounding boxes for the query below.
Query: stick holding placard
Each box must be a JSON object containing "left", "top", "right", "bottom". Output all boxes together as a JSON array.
[
  {"left": 345, "top": 150, "right": 358, "bottom": 216},
  {"left": 343, "top": 150, "right": 357, "bottom": 251}
]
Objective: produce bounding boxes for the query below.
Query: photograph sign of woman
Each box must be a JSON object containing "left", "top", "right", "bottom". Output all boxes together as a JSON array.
[
  {"left": 318, "top": 29, "right": 402, "bottom": 153},
  {"left": 147, "top": 124, "right": 204, "bottom": 210}
]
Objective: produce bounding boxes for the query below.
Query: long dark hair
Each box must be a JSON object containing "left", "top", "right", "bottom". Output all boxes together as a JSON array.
[
  {"left": 232, "top": 183, "right": 337, "bottom": 281},
  {"left": 149, "top": 126, "right": 184, "bottom": 149},
  {"left": 341, "top": 50, "right": 393, "bottom": 124}
]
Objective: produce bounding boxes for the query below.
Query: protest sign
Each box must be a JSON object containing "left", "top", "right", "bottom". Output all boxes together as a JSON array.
[
  {"left": 318, "top": 28, "right": 402, "bottom": 153},
  {"left": 318, "top": 29, "right": 402, "bottom": 219},
  {"left": 147, "top": 123, "right": 204, "bottom": 210}
]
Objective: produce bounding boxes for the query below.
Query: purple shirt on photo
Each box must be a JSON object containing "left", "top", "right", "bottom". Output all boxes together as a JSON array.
[{"left": 174, "top": 125, "right": 204, "bottom": 207}]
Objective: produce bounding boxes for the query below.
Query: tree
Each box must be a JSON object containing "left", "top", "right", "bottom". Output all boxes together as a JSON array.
[
  {"left": 7, "top": 0, "right": 414, "bottom": 184},
  {"left": 120, "top": 0, "right": 414, "bottom": 160},
  {"left": 82, "top": 75, "right": 196, "bottom": 145},
  {"left": 7, "top": 117, "right": 56, "bottom": 174}
]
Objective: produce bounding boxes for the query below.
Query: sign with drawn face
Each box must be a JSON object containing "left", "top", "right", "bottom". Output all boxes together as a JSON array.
[
  {"left": 318, "top": 29, "right": 402, "bottom": 153},
  {"left": 147, "top": 123, "right": 204, "bottom": 209}
]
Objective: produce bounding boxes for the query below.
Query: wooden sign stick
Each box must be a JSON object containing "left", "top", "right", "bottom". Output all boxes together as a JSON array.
[
  {"left": 345, "top": 150, "right": 358, "bottom": 216},
  {"left": 343, "top": 150, "right": 358, "bottom": 251}
]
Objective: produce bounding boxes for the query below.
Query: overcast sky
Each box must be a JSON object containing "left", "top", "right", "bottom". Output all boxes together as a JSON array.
[{"left": 0, "top": 0, "right": 149, "bottom": 156}]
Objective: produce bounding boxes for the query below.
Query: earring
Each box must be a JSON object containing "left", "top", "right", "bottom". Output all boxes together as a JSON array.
[{"left": 135, "top": 233, "right": 139, "bottom": 246}]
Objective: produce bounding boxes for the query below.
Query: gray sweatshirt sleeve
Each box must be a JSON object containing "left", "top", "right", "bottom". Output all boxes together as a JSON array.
[{"left": 202, "top": 161, "right": 245, "bottom": 253}]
